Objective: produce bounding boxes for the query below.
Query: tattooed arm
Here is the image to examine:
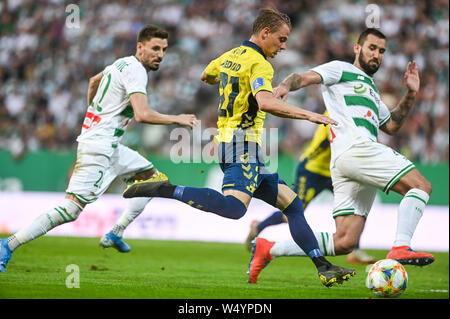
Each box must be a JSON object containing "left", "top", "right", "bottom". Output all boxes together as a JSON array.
[
  {"left": 380, "top": 61, "right": 420, "bottom": 135},
  {"left": 274, "top": 71, "right": 323, "bottom": 101}
]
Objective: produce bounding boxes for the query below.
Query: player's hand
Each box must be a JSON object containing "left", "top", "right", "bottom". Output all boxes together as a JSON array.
[
  {"left": 273, "top": 84, "right": 289, "bottom": 101},
  {"left": 176, "top": 114, "right": 198, "bottom": 128},
  {"left": 307, "top": 112, "right": 338, "bottom": 126},
  {"left": 404, "top": 61, "right": 420, "bottom": 94},
  {"left": 201, "top": 72, "right": 220, "bottom": 85}
]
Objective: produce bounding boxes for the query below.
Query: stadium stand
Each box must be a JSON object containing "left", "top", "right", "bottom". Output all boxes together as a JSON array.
[{"left": 0, "top": 0, "right": 448, "bottom": 164}]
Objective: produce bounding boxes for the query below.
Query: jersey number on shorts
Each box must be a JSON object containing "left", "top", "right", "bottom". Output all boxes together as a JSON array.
[{"left": 218, "top": 72, "right": 239, "bottom": 118}]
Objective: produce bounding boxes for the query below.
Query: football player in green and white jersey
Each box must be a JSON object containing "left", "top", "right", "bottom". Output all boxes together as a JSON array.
[
  {"left": 0, "top": 25, "right": 197, "bottom": 272},
  {"left": 249, "top": 28, "right": 434, "bottom": 283}
]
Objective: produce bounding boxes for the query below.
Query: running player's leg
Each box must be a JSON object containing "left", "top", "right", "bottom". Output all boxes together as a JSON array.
[
  {"left": 276, "top": 184, "right": 324, "bottom": 261},
  {"left": 386, "top": 168, "right": 434, "bottom": 265},
  {"left": 122, "top": 164, "right": 250, "bottom": 220},
  {"left": 4, "top": 194, "right": 85, "bottom": 253},
  {"left": 100, "top": 167, "right": 157, "bottom": 252},
  {"left": 122, "top": 142, "right": 262, "bottom": 220},
  {"left": 1, "top": 143, "right": 111, "bottom": 272},
  {"left": 111, "top": 168, "right": 157, "bottom": 236},
  {"left": 100, "top": 145, "right": 159, "bottom": 252},
  {"left": 341, "top": 143, "right": 434, "bottom": 265}
]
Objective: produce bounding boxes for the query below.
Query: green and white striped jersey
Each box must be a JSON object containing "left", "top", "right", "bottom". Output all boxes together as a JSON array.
[
  {"left": 311, "top": 60, "right": 391, "bottom": 166},
  {"left": 77, "top": 56, "right": 148, "bottom": 149}
]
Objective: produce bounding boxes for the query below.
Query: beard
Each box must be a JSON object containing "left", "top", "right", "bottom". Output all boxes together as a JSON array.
[
  {"left": 358, "top": 53, "right": 380, "bottom": 76},
  {"left": 143, "top": 56, "right": 161, "bottom": 71}
]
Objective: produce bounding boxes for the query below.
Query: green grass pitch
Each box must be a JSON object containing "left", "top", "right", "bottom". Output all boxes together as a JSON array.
[{"left": 0, "top": 235, "right": 448, "bottom": 299}]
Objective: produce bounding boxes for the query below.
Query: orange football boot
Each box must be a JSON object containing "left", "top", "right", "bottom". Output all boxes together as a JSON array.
[
  {"left": 248, "top": 238, "right": 275, "bottom": 283},
  {"left": 386, "top": 246, "right": 434, "bottom": 266}
]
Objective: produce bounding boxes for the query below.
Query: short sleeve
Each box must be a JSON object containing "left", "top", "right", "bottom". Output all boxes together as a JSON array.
[
  {"left": 203, "top": 57, "right": 220, "bottom": 79},
  {"left": 378, "top": 100, "right": 391, "bottom": 127},
  {"left": 250, "top": 61, "right": 274, "bottom": 96},
  {"left": 310, "top": 60, "right": 343, "bottom": 86},
  {"left": 121, "top": 63, "right": 148, "bottom": 96},
  {"left": 102, "top": 66, "right": 111, "bottom": 76}
]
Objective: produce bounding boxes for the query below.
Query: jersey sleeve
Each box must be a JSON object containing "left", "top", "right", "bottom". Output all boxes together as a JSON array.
[
  {"left": 203, "top": 56, "right": 221, "bottom": 79},
  {"left": 102, "top": 65, "right": 111, "bottom": 76},
  {"left": 378, "top": 99, "right": 391, "bottom": 127},
  {"left": 121, "top": 63, "right": 148, "bottom": 96},
  {"left": 249, "top": 60, "right": 274, "bottom": 96},
  {"left": 310, "top": 60, "right": 343, "bottom": 86}
]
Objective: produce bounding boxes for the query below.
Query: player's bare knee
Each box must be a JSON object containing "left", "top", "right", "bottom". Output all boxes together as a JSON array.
[
  {"left": 334, "top": 233, "right": 358, "bottom": 255},
  {"left": 421, "top": 179, "right": 432, "bottom": 195},
  {"left": 405, "top": 169, "right": 432, "bottom": 195},
  {"left": 407, "top": 178, "right": 432, "bottom": 196}
]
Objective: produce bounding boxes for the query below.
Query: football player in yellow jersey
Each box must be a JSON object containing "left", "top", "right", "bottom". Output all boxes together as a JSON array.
[
  {"left": 245, "top": 111, "right": 376, "bottom": 265},
  {"left": 123, "top": 8, "right": 356, "bottom": 287}
]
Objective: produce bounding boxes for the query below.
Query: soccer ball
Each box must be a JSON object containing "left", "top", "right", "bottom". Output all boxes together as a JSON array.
[{"left": 366, "top": 259, "right": 408, "bottom": 298}]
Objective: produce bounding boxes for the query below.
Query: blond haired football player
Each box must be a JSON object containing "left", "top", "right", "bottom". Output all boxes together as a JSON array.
[{"left": 0, "top": 25, "right": 197, "bottom": 271}]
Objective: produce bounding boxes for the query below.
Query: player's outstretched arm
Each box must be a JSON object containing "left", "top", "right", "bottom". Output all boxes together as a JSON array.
[
  {"left": 380, "top": 61, "right": 420, "bottom": 135},
  {"left": 274, "top": 71, "right": 322, "bottom": 101},
  {"left": 130, "top": 92, "right": 197, "bottom": 128},
  {"left": 255, "top": 90, "right": 337, "bottom": 126},
  {"left": 87, "top": 72, "right": 103, "bottom": 105}
]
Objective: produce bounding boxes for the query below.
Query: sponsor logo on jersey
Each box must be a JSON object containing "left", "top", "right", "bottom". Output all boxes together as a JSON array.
[
  {"left": 82, "top": 112, "right": 102, "bottom": 129},
  {"left": 252, "top": 77, "right": 264, "bottom": 91},
  {"left": 353, "top": 84, "right": 367, "bottom": 94}
]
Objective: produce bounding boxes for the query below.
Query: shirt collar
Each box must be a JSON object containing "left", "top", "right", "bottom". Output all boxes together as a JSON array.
[{"left": 242, "top": 40, "right": 266, "bottom": 59}]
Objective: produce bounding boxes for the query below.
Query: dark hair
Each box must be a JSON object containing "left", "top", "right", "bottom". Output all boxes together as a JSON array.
[
  {"left": 357, "top": 28, "right": 386, "bottom": 45},
  {"left": 137, "top": 24, "right": 169, "bottom": 43},
  {"left": 252, "top": 8, "right": 291, "bottom": 35}
]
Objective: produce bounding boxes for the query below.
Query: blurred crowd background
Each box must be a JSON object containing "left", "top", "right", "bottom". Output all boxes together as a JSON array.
[{"left": 0, "top": 0, "right": 448, "bottom": 164}]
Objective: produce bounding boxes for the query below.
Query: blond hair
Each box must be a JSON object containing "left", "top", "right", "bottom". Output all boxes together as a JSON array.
[{"left": 252, "top": 8, "right": 291, "bottom": 35}]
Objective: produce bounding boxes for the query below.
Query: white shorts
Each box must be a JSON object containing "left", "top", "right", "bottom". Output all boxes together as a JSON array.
[
  {"left": 66, "top": 142, "right": 154, "bottom": 204},
  {"left": 331, "top": 141, "right": 415, "bottom": 219}
]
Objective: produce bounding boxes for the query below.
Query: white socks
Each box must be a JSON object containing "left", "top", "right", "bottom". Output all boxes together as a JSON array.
[
  {"left": 8, "top": 199, "right": 83, "bottom": 251},
  {"left": 111, "top": 197, "right": 152, "bottom": 237},
  {"left": 393, "top": 188, "right": 429, "bottom": 247},
  {"left": 270, "top": 232, "right": 335, "bottom": 257}
]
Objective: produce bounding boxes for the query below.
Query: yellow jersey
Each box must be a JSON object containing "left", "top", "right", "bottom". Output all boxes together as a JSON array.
[
  {"left": 203, "top": 40, "right": 274, "bottom": 145},
  {"left": 299, "top": 111, "right": 331, "bottom": 177}
]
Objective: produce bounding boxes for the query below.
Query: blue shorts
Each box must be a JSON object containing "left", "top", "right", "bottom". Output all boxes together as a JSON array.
[
  {"left": 218, "top": 140, "right": 286, "bottom": 207},
  {"left": 292, "top": 160, "right": 333, "bottom": 208}
]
